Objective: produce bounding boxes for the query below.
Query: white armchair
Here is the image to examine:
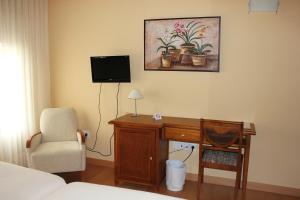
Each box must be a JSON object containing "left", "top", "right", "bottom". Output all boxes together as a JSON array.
[{"left": 26, "top": 108, "right": 86, "bottom": 173}]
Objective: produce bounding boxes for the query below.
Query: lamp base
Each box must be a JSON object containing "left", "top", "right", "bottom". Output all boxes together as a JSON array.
[{"left": 131, "top": 114, "right": 139, "bottom": 117}]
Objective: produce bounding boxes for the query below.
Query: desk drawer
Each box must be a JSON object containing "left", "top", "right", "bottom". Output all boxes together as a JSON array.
[{"left": 164, "top": 127, "right": 200, "bottom": 142}]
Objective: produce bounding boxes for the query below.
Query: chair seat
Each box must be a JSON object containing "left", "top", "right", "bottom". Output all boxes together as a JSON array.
[
  {"left": 30, "top": 141, "right": 84, "bottom": 173},
  {"left": 202, "top": 149, "right": 238, "bottom": 167}
]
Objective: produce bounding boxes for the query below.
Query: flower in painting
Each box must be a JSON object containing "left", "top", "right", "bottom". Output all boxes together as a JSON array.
[
  {"left": 192, "top": 25, "right": 213, "bottom": 55},
  {"left": 156, "top": 27, "right": 177, "bottom": 56},
  {"left": 163, "top": 28, "right": 172, "bottom": 43},
  {"left": 197, "top": 25, "right": 208, "bottom": 38},
  {"left": 171, "top": 20, "right": 206, "bottom": 45},
  {"left": 173, "top": 21, "right": 186, "bottom": 36},
  {"left": 158, "top": 27, "right": 173, "bottom": 44}
]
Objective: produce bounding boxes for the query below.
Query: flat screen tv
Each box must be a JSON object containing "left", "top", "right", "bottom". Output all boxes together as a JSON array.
[{"left": 90, "top": 55, "right": 131, "bottom": 83}]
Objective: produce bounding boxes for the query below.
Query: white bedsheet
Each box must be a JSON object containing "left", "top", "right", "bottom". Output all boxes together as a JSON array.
[
  {"left": 1, "top": 161, "right": 184, "bottom": 200},
  {"left": 0, "top": 161, "right": 66, "bottom": 200},
  {"left": 46, "top": 182, "right": 184, "bottom": 200}
]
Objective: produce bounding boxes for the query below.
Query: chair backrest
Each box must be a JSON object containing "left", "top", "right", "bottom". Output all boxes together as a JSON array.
[
  {"left": 40, "top": 108, "right": 78, "bottom": 142},
  {"left": 200, "top": 118, "right": 243, "bottom": 150}
]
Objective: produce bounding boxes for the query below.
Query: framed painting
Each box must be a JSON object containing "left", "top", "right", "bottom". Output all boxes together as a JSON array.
[{"left": 144, "top": 17, "right": 221, "bottom": 72}]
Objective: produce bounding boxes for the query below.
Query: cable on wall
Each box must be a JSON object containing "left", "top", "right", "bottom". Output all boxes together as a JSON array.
[
  {"left": 183, "top": 146, "right": 194, "bottom": 163},
  {"left": 87, "top": 83, "right": 102, "bottom": 151},
  {"left": 169, "top": 148, "right": 184, "bottom": 154},
  {"left": 115, "top": 82, "right": 120, "bottom": 119},
  {"left": 87, "top": 83, "right": 120, "bottom": 157}
]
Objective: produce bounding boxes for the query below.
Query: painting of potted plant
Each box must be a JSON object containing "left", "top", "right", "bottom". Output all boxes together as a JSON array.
[
  {"left": 144, "top": 17, "right": 220, "bottom": 72},
  {"left": 192, "top": 41, "right": 213, "bottom": 66},
  {"left": 169, "top": 48, "right": 181, "bottom": 63},
  {"left": 171, "top": 21, "right": 207, "bottom": 64},
  {"left": 156, "top": 37, "right": 176, "bottom": 68},
  {"left": 172, "top": 21, "right": 206, "bottom": 46}
]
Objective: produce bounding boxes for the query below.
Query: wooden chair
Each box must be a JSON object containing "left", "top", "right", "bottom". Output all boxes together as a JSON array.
[{"left": 197, "top": 118, "right": 243, "bottom": 199}]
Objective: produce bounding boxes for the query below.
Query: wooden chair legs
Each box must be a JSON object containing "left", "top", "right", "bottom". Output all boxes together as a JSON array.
[
  {"left": 198, "top": 165, "right": 243, "bottom": 200},
  {"left": 197, "top": 165, "right": 204, "bottom": 200},
  {"left": 197, "top": 181, "right": 200, "bottom": 200},
  {"left": 235, "top": 168, "right": 241, "bottom": 189},
  {"left": 235, "top": 155, "right": 243, "bottom": 189},
  {"left": 200, "top": 167, "right": 204, "bottom": 183}
]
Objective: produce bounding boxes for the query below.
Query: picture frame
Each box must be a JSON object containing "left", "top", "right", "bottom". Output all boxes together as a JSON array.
[{"left": 144, "top": 17, "right": 221, "bottom": 72}]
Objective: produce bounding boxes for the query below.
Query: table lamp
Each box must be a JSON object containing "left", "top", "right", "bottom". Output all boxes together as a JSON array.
[{"left": 128, "top": 89, "right": 143, "bottom": 117}]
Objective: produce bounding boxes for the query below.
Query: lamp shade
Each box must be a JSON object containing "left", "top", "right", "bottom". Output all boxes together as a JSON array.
[{"left": 128, "top": 89, "right": 143, "bottom": 100}]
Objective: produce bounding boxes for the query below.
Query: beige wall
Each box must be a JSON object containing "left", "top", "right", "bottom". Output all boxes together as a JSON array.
[{"left": 49, "top": 0, "right": 300, "bottom": 189}]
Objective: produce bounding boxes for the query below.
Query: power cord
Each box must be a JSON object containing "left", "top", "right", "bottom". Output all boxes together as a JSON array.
[
  {"left": 169, "top": 148, "right": 184, "bottom": 154},
  {"left": 87, "top": 83, "right": 102, "bottom": 151},
  {"left": 87, "top": 83, "right": 120, "bottom": 157},
  {"left": 169, "top": 146, "right": 195, "bottom": 162},
  {"left": 183, "top": 146, "right": 194, "bottom": 162}
]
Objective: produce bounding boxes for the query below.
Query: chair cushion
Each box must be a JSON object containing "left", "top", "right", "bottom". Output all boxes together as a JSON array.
[
  {"left": 30, "top": 141, "right": 85, "bottom": 173},
  {"left": 41, "top": 108, "right": 78, "bottom": 142},
  {"left": 202, "top": 149, "right": 238, "bottom": 166}
]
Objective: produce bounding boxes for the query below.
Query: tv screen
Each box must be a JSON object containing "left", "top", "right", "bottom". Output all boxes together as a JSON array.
[{"left": 90, "top": 55, "right": 131, "bottom": 83}]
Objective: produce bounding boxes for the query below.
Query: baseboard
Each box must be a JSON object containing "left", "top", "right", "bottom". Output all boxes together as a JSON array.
[
  {"left": 87, "top": 158, "right": 300, "bottom": 197},
  {"left": 86, "top": 157, "right": 114, "bottom": 168},
  {"left": 186, "top": 173, "right": 300, "bottom": 197}
]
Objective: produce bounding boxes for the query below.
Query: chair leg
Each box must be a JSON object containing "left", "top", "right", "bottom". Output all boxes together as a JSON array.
[
  {"left": 235, "top": 169, "right": 241, "bottom": 189},
  {"left": 197, "top": 166, "right": 204, "bottom": 200},
  {"left": 235, "top": 155, "right": 242, "bottom": 189},
  {"left": 197, "top": 172, "right": 202, "bottom": 200},
  {"left": 200, "top": 167, "right": 204, "bottom": 183}
]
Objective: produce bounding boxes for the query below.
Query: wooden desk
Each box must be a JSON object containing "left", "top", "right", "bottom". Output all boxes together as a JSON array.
[{"left": 109, "top": 114, "right": 256, "bottom": 191}]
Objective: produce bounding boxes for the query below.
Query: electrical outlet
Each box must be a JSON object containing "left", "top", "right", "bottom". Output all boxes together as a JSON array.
[
  {"left": 172, "top": 141, "right": 198, "bottom": 151},
  {"left": 83, "top": 130, "right": 90, "bottom": 139}
]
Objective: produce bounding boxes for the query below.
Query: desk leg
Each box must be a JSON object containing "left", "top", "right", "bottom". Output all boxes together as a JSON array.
[{"left": 242, "top": 135, "right": 251, "bottom": 191}]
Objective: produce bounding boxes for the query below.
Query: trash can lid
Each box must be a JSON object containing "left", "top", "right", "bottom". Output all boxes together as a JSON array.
[{"left": 166, "top": 160, "right": 185, "bottom": 168}]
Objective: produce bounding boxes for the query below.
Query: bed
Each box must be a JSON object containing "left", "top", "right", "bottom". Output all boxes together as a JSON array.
[
  {"left": 0, "top": 161, "right": 184, "bottom": 200},
  {"left": 45, "top": 182, "right": 183, "bottom": 200},
  {"left": 0, "top": 161, "right": 66, "bottom": 200}
]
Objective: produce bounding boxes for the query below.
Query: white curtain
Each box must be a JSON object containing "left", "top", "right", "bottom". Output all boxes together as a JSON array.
[{"left": 0, "top": 0, "right": 50, "bottom": 166}]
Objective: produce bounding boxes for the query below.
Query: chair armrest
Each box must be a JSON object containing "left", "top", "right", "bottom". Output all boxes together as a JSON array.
[
  {"left": 77, "top": 129, "right": 86, "bottom": 145},
  {"left": 26, "top": 132, "right": 42, "bottom": 149}
]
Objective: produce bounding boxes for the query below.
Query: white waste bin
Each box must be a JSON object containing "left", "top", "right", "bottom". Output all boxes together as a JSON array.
[{"left": 166, "top": 160, "right": 186, "bottom": 191}]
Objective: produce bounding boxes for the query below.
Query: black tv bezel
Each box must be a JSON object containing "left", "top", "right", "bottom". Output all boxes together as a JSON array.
[{"left": 90, "top": 55, "right": 131, "bottom": 83}]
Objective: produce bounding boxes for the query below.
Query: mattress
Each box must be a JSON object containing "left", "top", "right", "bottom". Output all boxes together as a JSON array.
[
  {"left": 1, "top": 161, "right": 184, "bottom": 200},
  {"left": 0, "top": 161, "right": 66, "bottom": 200},
  {"left": 46, "top": 182, "right": 184, "bottom": 200}
]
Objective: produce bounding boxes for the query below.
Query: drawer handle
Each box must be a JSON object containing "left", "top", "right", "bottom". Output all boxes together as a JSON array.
[
  {"left": 181, "top": 134, "right": 185, "bottom": 137},
  {"left": 149, "top": 156, "right": 153, "bottom": 160}
]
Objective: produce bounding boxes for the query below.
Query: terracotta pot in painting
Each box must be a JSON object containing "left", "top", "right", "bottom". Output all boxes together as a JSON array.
[
  {"left": 169, "top": 49, "right": 181, "bottom": 63},
  {"left": 180, "top": 44, "right": 195, "bottom": 65},
  {"left": 192, "top": 55, "right": 207, "bottom": 66},
  {"left": 161, "top": 54, "right": 172, "bottom": 68}
]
